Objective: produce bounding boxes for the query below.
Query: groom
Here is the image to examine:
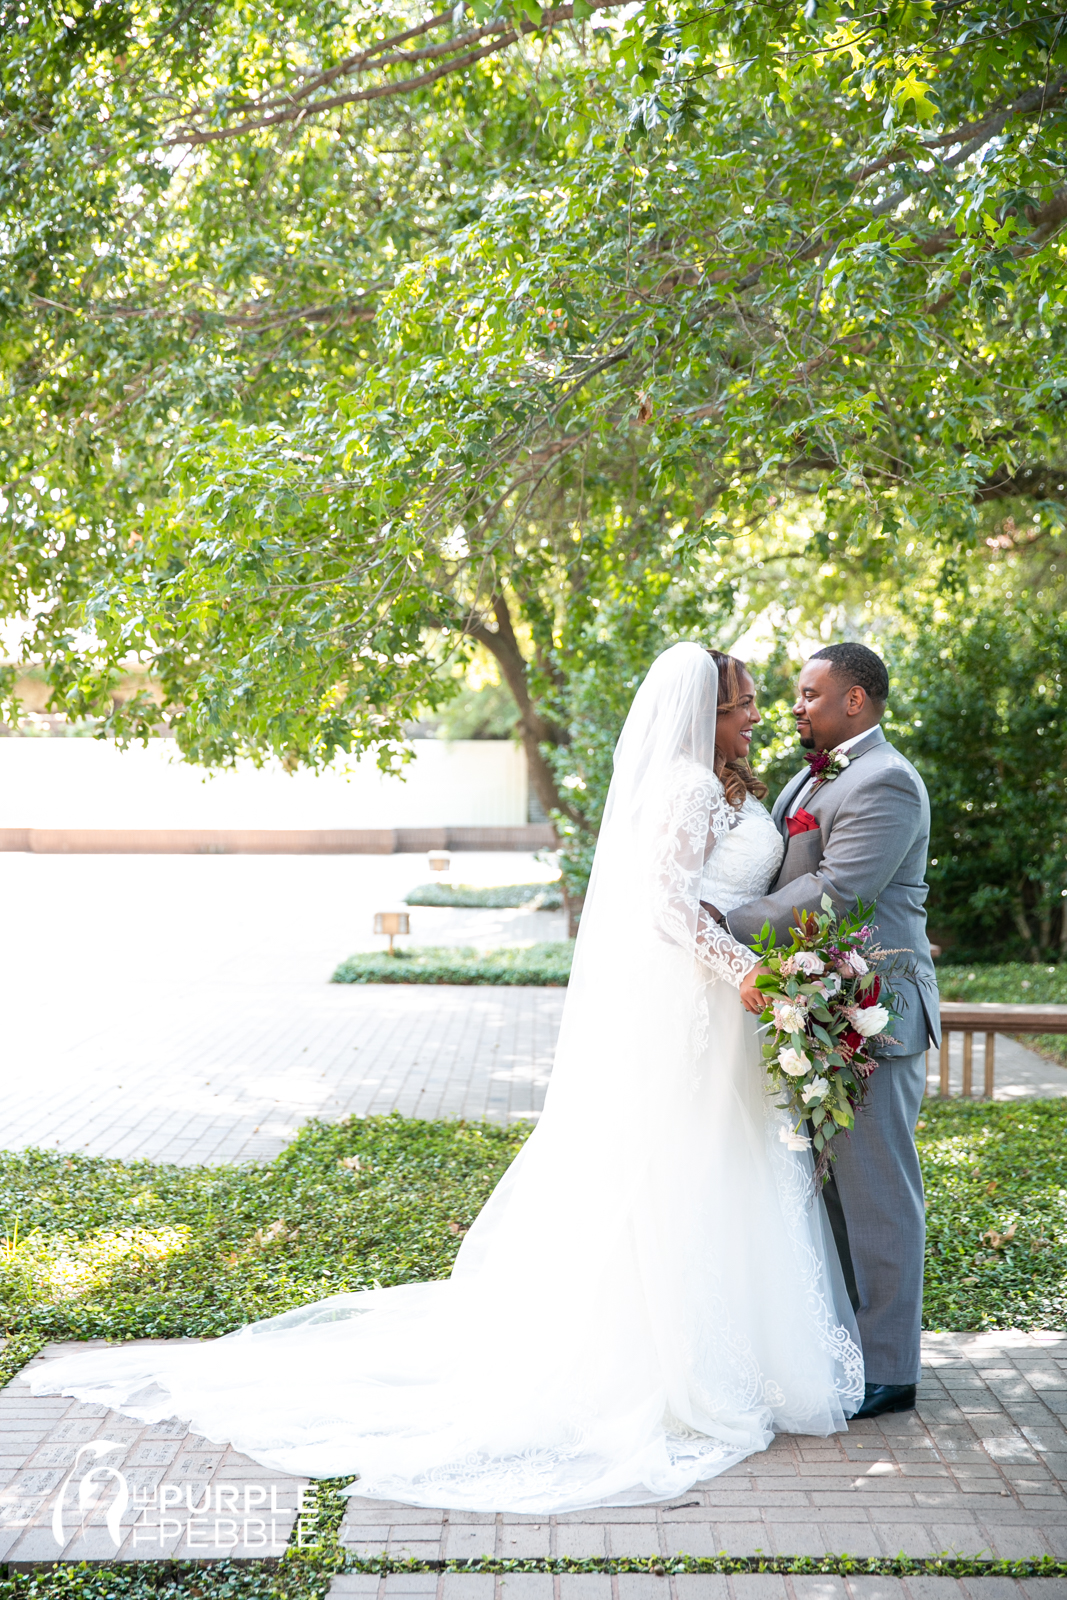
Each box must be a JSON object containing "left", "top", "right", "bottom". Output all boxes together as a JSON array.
[{"left": 723, "top": 643, "right": 939, "bottom": 1420}]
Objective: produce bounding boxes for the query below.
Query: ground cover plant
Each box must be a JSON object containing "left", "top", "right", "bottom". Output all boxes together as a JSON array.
[
  {"left": 331, "top": 943, "right": 570, "bottom": 985},
  {"left": 938, "top": 963, "right": 1067, "bottom": 1065},
  {"left": 0, "top": 1563, "right": 330, "bottom": 1600},
  {"left": 2, "top": 1555, "right": 1067, "bottom": 1600},
  {"left": 0, "top": 1114, "right": 530, "bottom": 1390},
  {"left": 403, "top": 882, "right": 563, "bottom": 910},
  {"left": 1, "top": 1104, "right": 1064, "bottom": 1402},
  {"left": 918, "top": 1100, "right": 1066, "bottom": 1332}
]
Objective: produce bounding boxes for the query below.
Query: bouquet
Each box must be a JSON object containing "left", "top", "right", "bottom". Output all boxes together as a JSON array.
[{"left": 752, "top": 895, "right": 899, "bottom": 1183}]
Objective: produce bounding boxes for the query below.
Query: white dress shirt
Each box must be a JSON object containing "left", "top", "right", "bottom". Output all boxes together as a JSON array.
[{"left": 786, "top": 730, "right": 870, "bottom": 818}]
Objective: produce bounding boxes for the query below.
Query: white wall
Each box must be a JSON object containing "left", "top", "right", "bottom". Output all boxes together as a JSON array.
[{"left": 0, "top": 738, "right": 529, "bottom": 829}]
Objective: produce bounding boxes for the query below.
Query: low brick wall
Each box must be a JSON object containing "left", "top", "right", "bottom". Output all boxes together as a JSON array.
[{"left": 0, "top": 825, "right": 557, "bottom": 854}]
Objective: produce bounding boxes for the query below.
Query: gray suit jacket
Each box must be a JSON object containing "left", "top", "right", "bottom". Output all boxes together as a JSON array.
[{"left": 725, "top": 727, "right": 940, "bottom": 1055}]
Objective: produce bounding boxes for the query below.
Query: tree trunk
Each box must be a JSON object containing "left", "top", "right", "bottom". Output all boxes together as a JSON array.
[
  {"left": 560, "top": 879, "right": 582, "bottom": 940},
  {"left": 463, "top": 593, "right": 593, "bottom": 938},
  {"left": 1037, "top": 904, "right": 1052, "bottom": 955},
  {"left": 464, "top": 593, "right": 578, "bottom": 826},
  {"left": 1011, "top": 898, "right": 1042, "bottom": 963}
]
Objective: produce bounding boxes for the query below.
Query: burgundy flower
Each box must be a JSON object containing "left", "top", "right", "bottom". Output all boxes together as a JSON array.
[
  {"left": 803, "top": 748, "right": 852, "bottom": 785},
  {"left": 859, "top": 976, "right": 882, "bottom": 1007}
]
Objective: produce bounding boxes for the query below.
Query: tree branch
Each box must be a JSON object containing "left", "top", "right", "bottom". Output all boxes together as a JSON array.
[
  {"left": 778, "top": 449, "right": 1067, "bottom": 505},
  {"left": 167, "top": 1, "right": 626, "bottom": 147},
  {"left": 973, "top": 464, "right": 1067, "bottom": 503},
  {"left": 850, "top": 76, "right": 1067, "bottom": 185}
]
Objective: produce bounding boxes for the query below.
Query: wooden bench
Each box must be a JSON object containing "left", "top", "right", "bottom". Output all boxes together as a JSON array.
[{"left": 929, "top": 1001, "right": 1067, "bottom": 1098}]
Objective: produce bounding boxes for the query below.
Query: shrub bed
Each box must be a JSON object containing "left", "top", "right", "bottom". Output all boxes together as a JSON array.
[
  {"left": 331, "top": 942, "right": 571, "bottom": 985},
  {"left": 403, "top": 881, "right": 563, "bottom": 910}
]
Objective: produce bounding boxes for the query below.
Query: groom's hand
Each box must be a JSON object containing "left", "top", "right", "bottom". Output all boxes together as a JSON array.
[{"left": 739, "top": 963, "right": 770, "bottom": 1014}]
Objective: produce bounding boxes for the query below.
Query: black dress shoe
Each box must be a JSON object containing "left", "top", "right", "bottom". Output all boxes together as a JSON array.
[{"left": 850, "top": 1382, "right": 917, "bottom": 1419}]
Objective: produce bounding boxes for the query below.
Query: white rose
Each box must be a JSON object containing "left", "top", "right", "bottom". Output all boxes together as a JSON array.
[
  {"left": 773, "top": 1000, "right": 807, "bottom": 1033},
  {"left": 801, "top": 1074, "right": 830, "bottom": 1104},
  {"left": 792, "top": 952, "right": 825, "bottom": 975},
  {"left": 837, "top": 754, "right": 851, "bottom": 769},
  {"left": 843, "top": 952, "right": 869, "bottom": 976},
  {"left": 851, "top": 1003, "right": 890, "bottom": 1038},
  {"left": 778, "top": 1125, "right": 812, "bottom": 1151},
  {"left": 778, "top": 1046, "right": 811, "bottom": 1077}
]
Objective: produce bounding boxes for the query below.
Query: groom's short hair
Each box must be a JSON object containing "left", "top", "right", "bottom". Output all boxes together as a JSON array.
[{"left": 809, "top": 643, "right": 889, "bottom": 707}]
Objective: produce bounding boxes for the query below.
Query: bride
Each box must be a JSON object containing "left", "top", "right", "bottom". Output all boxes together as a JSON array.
[{"left": 30, "top": 643, "right": 862, "bottom": 1514}]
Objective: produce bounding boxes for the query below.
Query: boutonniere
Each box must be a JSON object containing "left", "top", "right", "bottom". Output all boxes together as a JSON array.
[{"left": 804, "top": 748, "right": 851, "bottom": 785}]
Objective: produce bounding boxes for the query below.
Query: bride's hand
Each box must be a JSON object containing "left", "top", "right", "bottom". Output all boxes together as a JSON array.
[{"left": 739, "top": 963, "right": 771, "bottom": 1014}]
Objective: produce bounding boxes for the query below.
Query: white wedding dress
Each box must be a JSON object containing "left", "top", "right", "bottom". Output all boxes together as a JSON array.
[{"left": 30, "top": 644, "right": 862, "bottom": 1513}]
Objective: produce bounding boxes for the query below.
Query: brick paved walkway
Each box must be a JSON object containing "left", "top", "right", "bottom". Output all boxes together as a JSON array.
[
  {"left": 3, "top": 983, "right": 564, "bottom": 1164},
  {"left": 335, "top": 1332, "right": 1067, "bottom": 1563},
  {"left": 1, "top": 853, "right": 565, "bottom": 1162},
  {"left": 2, "top": 856, "right": 1063, "bottom": 1166},
  {"left": 2, "top": 1333, "right": 1064, "bottom": 1569},
  {"left": 0, "top": 1342, "right": 305, "bottom": 1563}
]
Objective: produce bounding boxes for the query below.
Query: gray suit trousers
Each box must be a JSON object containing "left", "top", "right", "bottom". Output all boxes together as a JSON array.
[{"left": 819, "top": 1051, "right": 927, "bottom": 1386}]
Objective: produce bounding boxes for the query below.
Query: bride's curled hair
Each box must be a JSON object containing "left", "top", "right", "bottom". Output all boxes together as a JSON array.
[{"left": 706, "top": 648, "right": 769, "bottom": 809}]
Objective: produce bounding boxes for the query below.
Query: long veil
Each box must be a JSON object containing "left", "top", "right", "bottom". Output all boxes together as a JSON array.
[{"left": 30, "top": 643, "right": 862, "bottom": 1513}]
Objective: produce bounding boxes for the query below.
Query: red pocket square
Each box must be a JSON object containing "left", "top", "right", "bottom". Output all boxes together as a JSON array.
[{"left": 786, "top": 807, "right": 820, "bottom": 838}]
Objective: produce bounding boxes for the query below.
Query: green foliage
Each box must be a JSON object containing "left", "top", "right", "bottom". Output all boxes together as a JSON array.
[
  {"left": 0, "top": 1564, "right": 330, "bottom": 1600},
  {"left": 403, "top": 881, "right": 563, "bottom": 909},
  {"left": 3, "top": 1555, "right": 1066, "bottom": 1596},
  {"left": 4, "top": 0, "right": 1067, "bottom": 793},
  {"left": 283, "top": 1555, "right": 1067, "bottom": 1578},
  {"left": 430, "top": 683, "right": 520, "bottom": 741},
  {"left": 918, "top": 1099, "right": 1067, "bottom": 1332},
  {"left": 1, "top": 0, "right": 552, "bottom": 768},
  {"left": 330, "top": 943, "right": 571, "bottom": 984},
  {"left": 888, "top": 589, "right": 1067, "bottom": 960},
  {"left": 0, "top": 1114, "right": 531, "bottom": 1382},
  {"left": 938, "top": 963, "right": 1067, "bottom": 1001}
]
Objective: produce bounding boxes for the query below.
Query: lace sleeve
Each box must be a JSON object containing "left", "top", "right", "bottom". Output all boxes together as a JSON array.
[
  {"left": 649, "top": 764, "right": 760, "bottom": 990},
  {"left": 694, "top": 906, "right": 761, "bottom": 989}
]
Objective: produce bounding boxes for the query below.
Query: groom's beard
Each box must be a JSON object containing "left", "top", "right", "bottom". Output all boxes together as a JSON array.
[{"left": 798, "top": 733, "right": 816, "bottom": 749}]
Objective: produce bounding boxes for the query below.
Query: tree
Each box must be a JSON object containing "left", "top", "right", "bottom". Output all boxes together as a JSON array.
[
  {"left": 3, "top": 0, "right": 1067, "bottom": 904},
  {"left": 888, "top": 580, "right": 1067, "bottom": 961}
]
